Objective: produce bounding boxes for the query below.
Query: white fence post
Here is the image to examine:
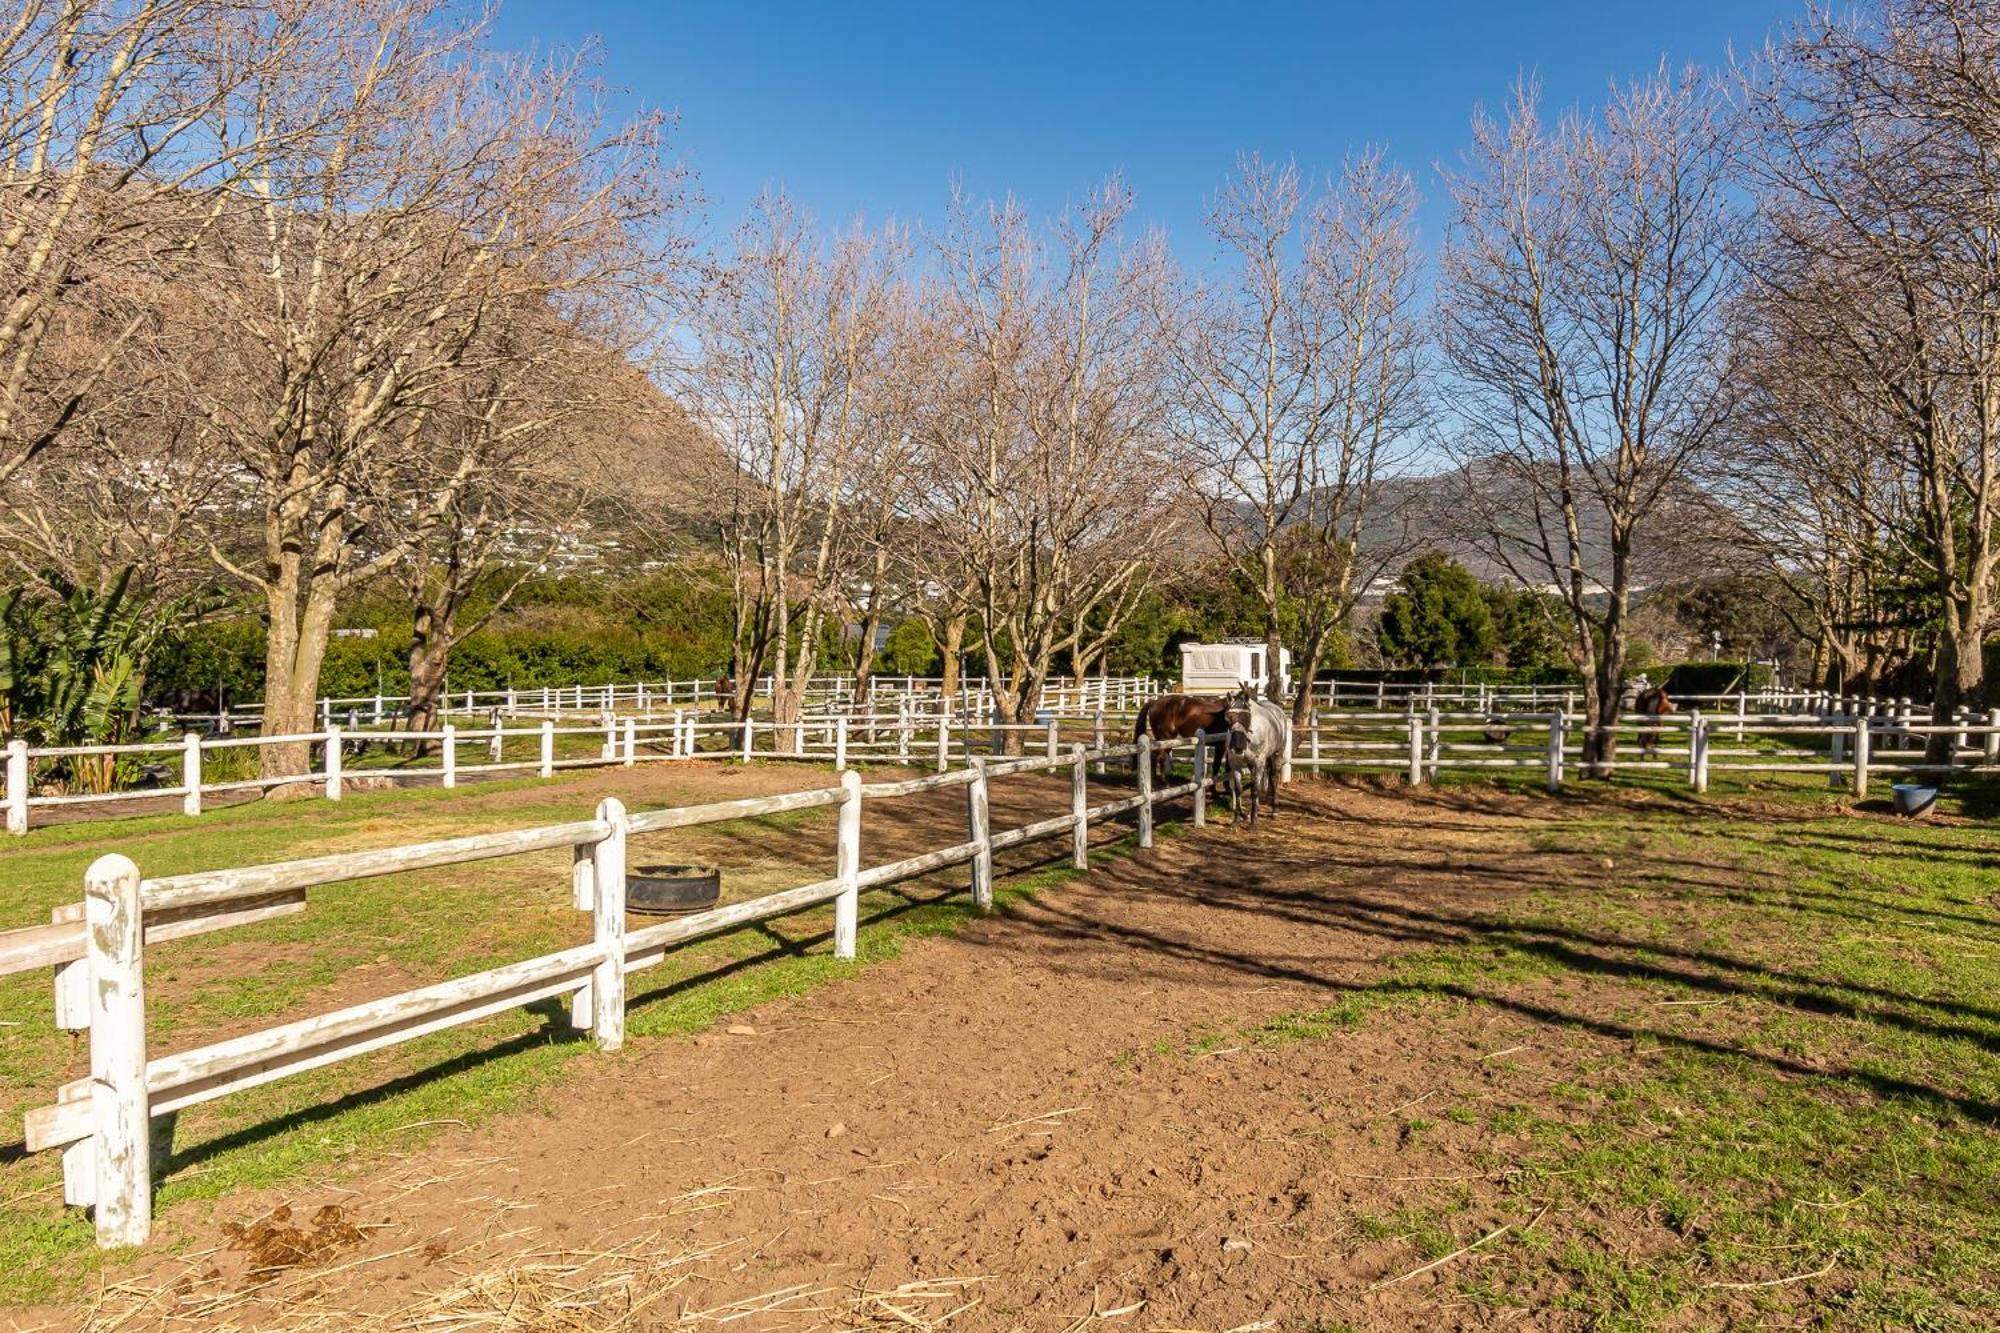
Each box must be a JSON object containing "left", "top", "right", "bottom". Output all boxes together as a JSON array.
[
  {"left": 967, "top": 757, "right": 992, "bottom": 910},
  {"left": 1985, "top": 708, "right": 2000, "bottom": 767},
  {"left": 7, "top": 739, "right": 28, "bottom": 834},
  {"left": 935, "top": 715, "right": 950, "bottom": 773},
  {"left": 488, "top": 721, "right": 504, "bottom": 764},
  {"left": 324, "top": 727, "right": 343, "bottom": 801},
  {"left": 181, "top": 735, "right": 201, "bottom": 817},
  {"left": 1546, "top": 709, "right": 1565, "bottom": 792},
  {"left": 1071, "top": 744, "right": 1089, "bottom": 868},
  {"left": 1691, "top": 713, "right": 1710, "bottom": 795},
  {"left": 85, "top": 852, "right": 149, "bottom": 1247},
  {"left": 441, "top": 724, "right": 456, "bottom": 788},
  {"left": 1735, "top": 691, "right": 1747, "bottom": 742},
  {"left": 1853, "top": 717, "right": 1871, "bottom": 798},
  {"left": 622, "top": 718, "right": 636, "bottom": 768},
  {"left": 1191, "top": 732, "right": 1208, "bottom": 827},
  {"left": 588, "top": 797, "right": 627, "bottom": 1050},
  {"left": 539, "top": 720, "right": 555, "bottom": 778},
  {"left": 1045, "top": 717, "right": 1059, "bottom": 762},
  {"left": 1829, "top": 718, "right": 1847, "bottom": 789},
  {"left": 1093, "top": 711, "right": 1106, "bottom": 776},
  {"left": 835, "top": 716, "right": 849, "bottom": 772},
  {"left": 741, "top": 718, "right": 755, "bottom": 764},
  {"left": 1408, "top": 713, "right": 1425, "bottom": 787},
  {"left": 834, "top": 769, "right": 861, "bottom": 959},
  {"left": 1426, "top": 706, "right": 1441, "bottom": 780},
  {"left": 1137, "top": 735, "right": 1154, "bottom": 849}
]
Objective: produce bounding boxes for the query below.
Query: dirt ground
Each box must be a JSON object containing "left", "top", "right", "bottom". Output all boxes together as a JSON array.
[{"left": 36, "top": 779, "right": 1642, "bottom": 1331}]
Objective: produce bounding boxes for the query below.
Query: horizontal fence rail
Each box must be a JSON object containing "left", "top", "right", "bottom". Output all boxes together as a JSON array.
[
  {"left": 1, "top": 731, "right": 1221, "bottom": 1247},
  {"left": 16, "top": 680, "right": 2000, "bottom": 833},
  {"left": 156, "top": 674, "right": 1160, "bottom": 733}
]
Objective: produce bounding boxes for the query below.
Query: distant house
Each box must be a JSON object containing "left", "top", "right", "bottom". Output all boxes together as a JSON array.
[{"left": 1179, "top": 641, "right": 1292, "bottom": 697}]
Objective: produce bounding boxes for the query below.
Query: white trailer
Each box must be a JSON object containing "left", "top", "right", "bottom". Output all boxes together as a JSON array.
[{"left": 1179, "top": 641, "right": 1292, "bottom": 697}]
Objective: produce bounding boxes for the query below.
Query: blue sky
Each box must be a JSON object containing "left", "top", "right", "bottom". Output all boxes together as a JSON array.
[{"left": 491, "top": 1, "right": 1804, "bottom": 259}]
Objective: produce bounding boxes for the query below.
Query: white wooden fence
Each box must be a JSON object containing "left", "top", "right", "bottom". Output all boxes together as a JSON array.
[
  {"left": 1, "top": 731, "right": 1218, "bottom": 1246},
  {"left": 171, "top": 673, "right": 1159, "bottom": 732},
  {"left": 21, "top": 685, "right": 2000, "bottom": 835},
  {"left": 1300, "top": 705, "right": 2000, "bottom": 796},
  {"left": 3, "top": 707, "right": 1156, "bottom": 835}
]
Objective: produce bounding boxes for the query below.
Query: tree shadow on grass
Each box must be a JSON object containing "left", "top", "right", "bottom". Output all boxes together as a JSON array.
[
  {"left": 25, "top": 820, "right": 1122, "bottom": 1198},
  {"left": 987, "top": 891, "right": 2000, "bottom": 1124}
]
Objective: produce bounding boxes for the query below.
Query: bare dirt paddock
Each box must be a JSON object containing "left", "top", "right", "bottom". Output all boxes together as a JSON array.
[{"left": 16, "top": 771, "right": 1998, "bottom": 1331}]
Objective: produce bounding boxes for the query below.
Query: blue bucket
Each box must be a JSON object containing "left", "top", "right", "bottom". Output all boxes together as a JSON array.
[{"left": 1890, "top": 782, "right": 1938, "bottom": 817}]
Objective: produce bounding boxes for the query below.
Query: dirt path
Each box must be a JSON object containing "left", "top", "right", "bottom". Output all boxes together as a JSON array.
[{"left": 67, "top": 781, "right": 1612, "bottom": 1331}]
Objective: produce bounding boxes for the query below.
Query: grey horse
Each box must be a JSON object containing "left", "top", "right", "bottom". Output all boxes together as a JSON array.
[{"left": 1222, "top": 683, "right": 1290, "bottom": 828}]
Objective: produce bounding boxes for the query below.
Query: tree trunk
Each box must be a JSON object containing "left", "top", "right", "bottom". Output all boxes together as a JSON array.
[
  {"left": 259, "top": 581, "right": 338, "bottom": 778},
  {"left": 1585, "top": 567, "right": 1630, "bottom": 779},
  {"left": 939, "top": 610, "right": 967, "bottom": 712},
  {"left": 1261, "top": 541, "right": 1284, "bottom": 703},
  {"left": 406, "top": 626, "right": 451, "bottom": 753},
  {"left": 1925, "top": 615, "right": 1983, "bottom": 767}
]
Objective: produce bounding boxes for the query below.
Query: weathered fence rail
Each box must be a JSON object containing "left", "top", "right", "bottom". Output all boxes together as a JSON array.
[{"left": 1, "top": 732, "right": 1215, "bottom": 1246}]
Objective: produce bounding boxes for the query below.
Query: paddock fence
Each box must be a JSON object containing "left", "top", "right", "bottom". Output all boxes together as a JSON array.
[
  {"left": 0, "top": 731, "right": 1220, "bottom": 1247},
  {"left": 17, "top": 680, "right": 2000, "bottom": 834}
]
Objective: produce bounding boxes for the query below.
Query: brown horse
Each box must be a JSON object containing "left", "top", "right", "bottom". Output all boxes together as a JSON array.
[
  {"left": 1630, "top": 682, "right": 1675, "bottom": 757},
  {"left": 1134, "top": 692, "right": 1231, "bottom": 784}
]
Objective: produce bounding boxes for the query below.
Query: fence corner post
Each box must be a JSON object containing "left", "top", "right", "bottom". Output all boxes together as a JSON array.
[
  {"left": 967, "top": 757, "right": 993, "bottom": 910},
  {"left": 85, "top": 852, "right": 149, "bottom": 1247},
  {"left": 588, "top": 797, "right": 627, "bottom": 1051},
  {"left": 834, "top": 769, "right": 862, "bottom": 959},
  {"left": 7, "top": 738, "right": 28, "bottom": 835},
  {"left": 323, "top": 726, "right": 342, "bottom": 801},
  {"left": 1137, "top": 735, "right": 1154, "bottom": 849},
  {"left": 1408, "top": 713, "right": 1425, "bottom": 787},
  {"left": 835, "top": 715, "right": 849, "bottom": 772},
  {"left": 539, "top": 719, "right": 555, "bottom": 778},
  {"left": 181, "top": 734, "right": 202, "bottom": 817},
  {"left": 1071, "top": 743, "right": 1090, "bottom": 868}
]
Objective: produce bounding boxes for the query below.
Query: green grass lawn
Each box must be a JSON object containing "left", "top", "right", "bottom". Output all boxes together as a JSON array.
[
  {"left": 1233, "top": 773, "right": 1999, "bottom": 1329},
  {"left": 0, "top": 761, "right": 1132, "bottom": 1306}
]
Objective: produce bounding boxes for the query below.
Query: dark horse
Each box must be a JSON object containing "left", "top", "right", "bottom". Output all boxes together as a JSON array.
[{"left": 1134, "top": 693, "right": 1230, "bottom": 784}]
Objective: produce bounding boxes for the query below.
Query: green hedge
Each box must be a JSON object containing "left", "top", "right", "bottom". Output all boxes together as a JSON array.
[
  {"left": 150, "top": 612, "right": 737, "bottom": 705},
  {"left": 1322, "top": 665, "right": 1583, "bottom": 687},
  {"left": 1661, "top": 660, "right": 1774, "bottom": 697}
]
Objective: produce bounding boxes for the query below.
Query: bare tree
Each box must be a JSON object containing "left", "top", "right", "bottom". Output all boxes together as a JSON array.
[
  {"left": 1738, "top": 0, "right": 2000, "bottom": 756},
  {"left": 1161, "top": 152, "right": 1424, "bottom": 718},
  {"left": 697, "top": 197, "right": 898, "bottom": 748},
  {"left": 1440, "top": 71, "right": 1739, "bottom": 774},
  {"left": 925, "top": 179, "right": 1170, "bottom": 744},
  {"left": 188, "top": 2, "right": 687, "bottom": 774}
]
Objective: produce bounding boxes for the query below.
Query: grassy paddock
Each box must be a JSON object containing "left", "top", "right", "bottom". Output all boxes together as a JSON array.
[
  {"left": 0, "top": 760, "right": 1144, "bottom": 1305},
  {"left": 1196, "top": 771, "right": 1999, "bottom": 1328}
]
